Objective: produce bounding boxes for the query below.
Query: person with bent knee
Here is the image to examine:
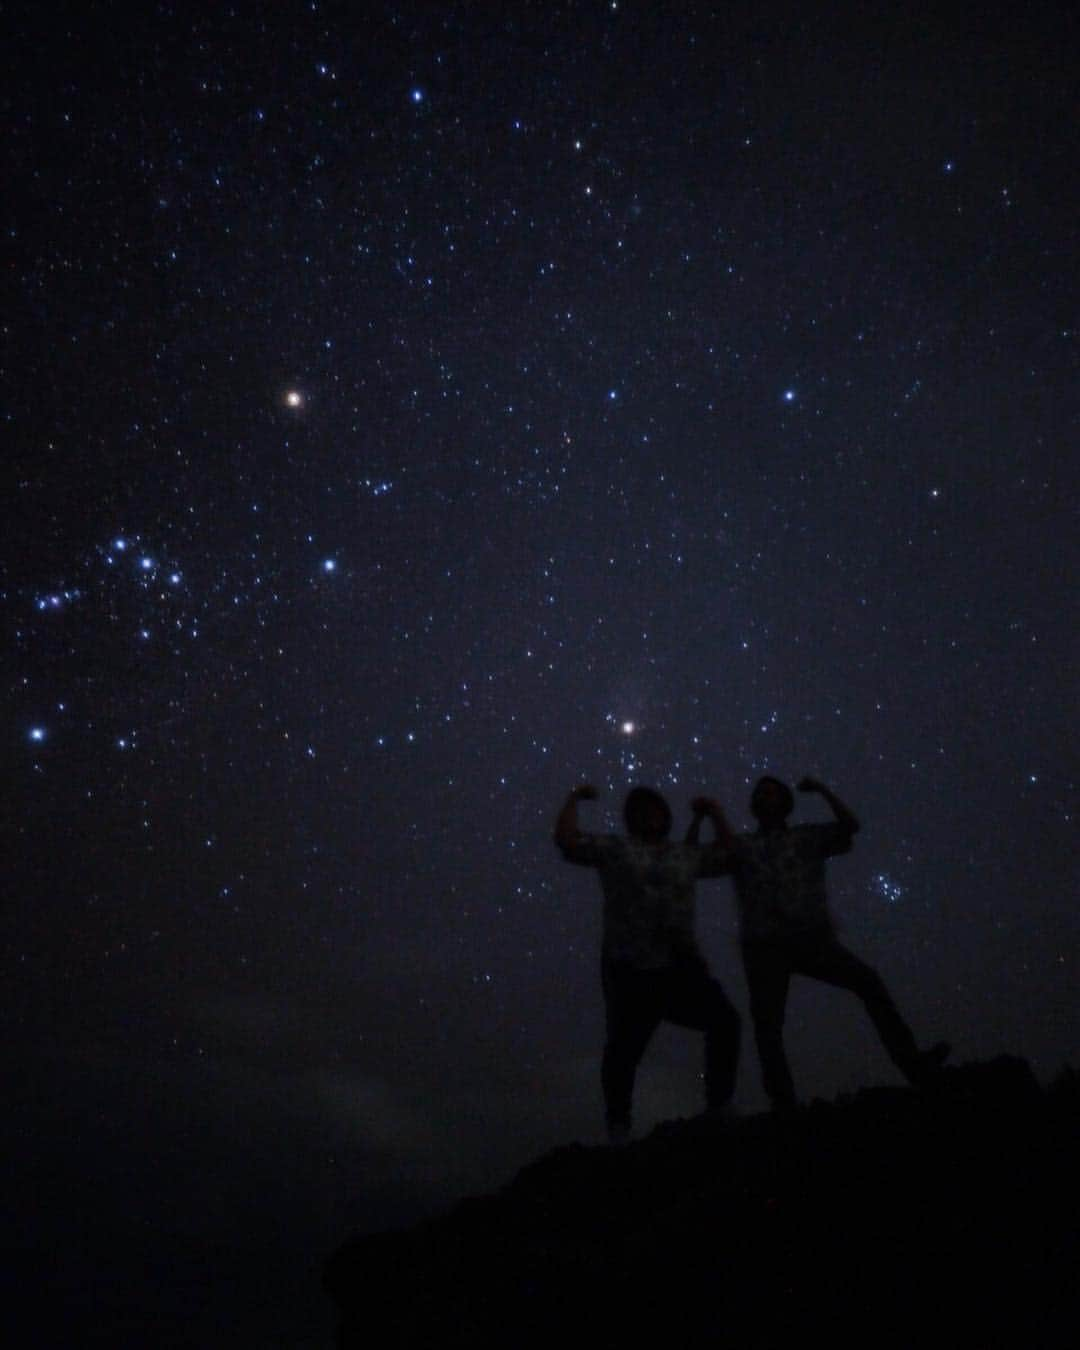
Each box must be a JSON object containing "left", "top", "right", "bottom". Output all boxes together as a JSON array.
[
  {"left": 555, "top": 784, "right": 740, "bottom": 1143},
  {"left": 692, "top": 775, "right": 949, "bottom": 1113}
]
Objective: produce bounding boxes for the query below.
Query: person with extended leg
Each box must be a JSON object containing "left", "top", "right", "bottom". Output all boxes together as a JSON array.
[
  {"left": 721, "top": 775, "right": 949, "bottom": 1111},
  {"left": 555, "top": 784, "right": 740, "bottom": 1142}
]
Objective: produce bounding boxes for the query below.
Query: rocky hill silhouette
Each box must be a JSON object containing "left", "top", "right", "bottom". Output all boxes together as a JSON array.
[{"left": 325, "top": 1057, "right": 1078, "bottom": 1347}]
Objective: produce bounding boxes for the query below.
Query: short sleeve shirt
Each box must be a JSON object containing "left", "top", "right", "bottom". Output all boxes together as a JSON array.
[
  {"left": 562, "top": 833, "right": 728, "bottom": 970},
  {"left": 729, "top": 823, "right": 854, "bottom": 942}
]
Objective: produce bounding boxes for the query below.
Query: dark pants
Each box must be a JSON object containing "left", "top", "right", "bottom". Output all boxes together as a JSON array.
[
  {"left": 601, "top": 960, "right": 740, "bottom": 1129},
  {"left": 742, "top": 930, "right": 921, "bottom": 1108}
]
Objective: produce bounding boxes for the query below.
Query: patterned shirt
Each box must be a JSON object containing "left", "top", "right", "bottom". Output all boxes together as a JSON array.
[
  {"left": 560, "top": 833, "right": 728, "bottom": 970},
  {"left": 729, "top": 822, "right": 855, "bottom": 942}
]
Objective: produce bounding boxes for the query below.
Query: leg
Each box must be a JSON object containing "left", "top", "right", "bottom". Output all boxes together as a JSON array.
[
  {"left": 792, "top": 936, "right": 923, "bottom": 1080},
  {"left": 601, "top": 964, "right": 663, "bottom": 1137},
  {"left": 663, "top": 967, "right": 741, "bottom": 1111},
  {"left": 741, "top": 942, "right": 796, "bottom": 1109}
]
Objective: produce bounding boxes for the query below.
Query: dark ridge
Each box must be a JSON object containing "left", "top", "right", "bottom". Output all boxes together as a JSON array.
[{"left": 325, "top": 1058, "right": 1079, "bottom": 1347}]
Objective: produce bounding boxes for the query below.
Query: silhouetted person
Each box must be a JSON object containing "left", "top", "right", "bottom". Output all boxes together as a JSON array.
[
  {"left": 693, "top": 775, "right": 949, "bottom": 1112},
  {"left": 555, "top": 784, "right": 740, "bottom": 1143}
]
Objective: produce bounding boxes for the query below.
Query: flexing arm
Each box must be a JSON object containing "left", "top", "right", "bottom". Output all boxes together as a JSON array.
[
  {"left": 798, "top": 777, "right": 860, "bottom": 833},
  {"left": 687, "top": 796, "right": 737, "bottom": 849},
  {"left": 554, "top": 783, "right": 599, "bottom": 856},
  {"left": 688, "top": 796, "right": 739, "bottom": 877}
]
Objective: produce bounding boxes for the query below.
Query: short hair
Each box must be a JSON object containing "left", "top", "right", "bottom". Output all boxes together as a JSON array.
[
  {"left": 624, "top": 786, "right": 672, "bottom": 838},
  {"left": 750, "top": 775, "right": 795, "bottom": 818}
]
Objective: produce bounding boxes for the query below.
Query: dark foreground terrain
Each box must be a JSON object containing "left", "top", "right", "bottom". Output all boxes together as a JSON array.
[{"left": 325, "top": 1057, "right": 1078, "bottom": 1347}]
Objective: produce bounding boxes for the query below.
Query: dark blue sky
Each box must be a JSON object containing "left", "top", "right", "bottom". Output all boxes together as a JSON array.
[{"left": 4, "top": 2, "right": 1076, "bottom": 1344}]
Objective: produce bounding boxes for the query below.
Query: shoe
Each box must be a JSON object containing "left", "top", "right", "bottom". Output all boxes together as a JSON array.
[
  {"left": 908, "top": 1041, "right": 951, "bottom": 1085},
  {"left": 606, "top": 1118, "right": 631, "bottom": 1146}
]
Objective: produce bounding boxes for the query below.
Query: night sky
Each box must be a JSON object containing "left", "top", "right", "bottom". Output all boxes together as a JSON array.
[{"left": 4, "top": 2, "right": 1077, "bottom": 1344}]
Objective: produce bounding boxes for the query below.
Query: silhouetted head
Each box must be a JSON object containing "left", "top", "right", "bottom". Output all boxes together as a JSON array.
[
  {"left": 624, "top": 786, "right": 673, "bottom": 842},
  {"left": 750, "top": 776, "right": 794, "bottom": 828}
]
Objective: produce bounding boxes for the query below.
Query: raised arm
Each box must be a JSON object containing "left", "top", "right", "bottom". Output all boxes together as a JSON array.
[
  {"left": 687, "top": 796, "right": 738, "bottom": 878},
  {"left": 797, "top": 777, "right": 860, "bottom": 833},
  {"left": 687, "top": 796, "right": 737, "bottom": 849},
  {"left": 554, "top": 783, "right": 599, "bottom": 856}
]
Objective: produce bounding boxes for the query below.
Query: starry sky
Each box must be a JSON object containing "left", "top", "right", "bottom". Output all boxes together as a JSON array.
[{"left": 4, "top": 2, "right": 1077, "bottom": 1344}]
